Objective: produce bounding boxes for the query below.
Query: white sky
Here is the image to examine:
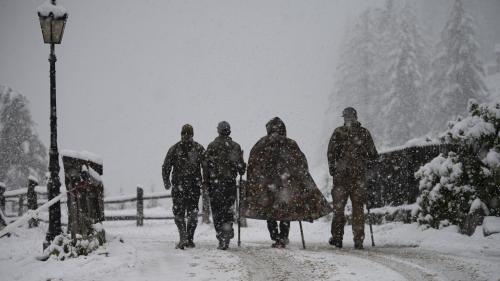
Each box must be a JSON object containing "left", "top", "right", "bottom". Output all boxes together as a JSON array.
[{"left": 1, "top": 0, "right": 382, "bottom": 194}]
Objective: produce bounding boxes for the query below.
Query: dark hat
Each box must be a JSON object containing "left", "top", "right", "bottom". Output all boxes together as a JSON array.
[
  {"left": 342, "top": 107, "right": 357, "bottom": 118},
  {"left": 181, "top": 124, "right": 194, "bottom": 136},
  {"left": 217, "top": 121, "right": 231, "bottom": 136}
]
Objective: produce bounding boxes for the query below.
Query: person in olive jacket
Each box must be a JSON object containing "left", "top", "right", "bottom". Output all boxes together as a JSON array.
[
  {"left": 162, "top": 124, "right": 205, "bottom": 249},
  {"left": 203, "top": 121, "right": 246, "bottom": 250},
  {"left": 327, "top": 107, "right": 378, "bottom": 249}
]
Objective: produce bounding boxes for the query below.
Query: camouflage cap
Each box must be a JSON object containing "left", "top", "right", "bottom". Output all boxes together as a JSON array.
[
  {"left": 217, "top": 121, "right": 231, "bottom": 136},
  {"left": 342, "top": 107, "right": 357, "bottom": 118}
]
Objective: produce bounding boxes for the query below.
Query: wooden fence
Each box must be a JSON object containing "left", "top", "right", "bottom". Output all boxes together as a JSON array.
[
  {"left": 0, "top": 186, "right": 210, "bottom": 227},
  {"left": 370, "top": 143, "right": 460, "bottom": 206}
]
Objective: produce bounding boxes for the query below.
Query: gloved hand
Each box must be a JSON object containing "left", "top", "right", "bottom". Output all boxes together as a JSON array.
[
  {"left": 238, "top": 162, "right": 247, "bottom": 176},
  {"left": 164, "top": 181, "right": 171, "bottom": 190},
  {"left": 329, "top": 164, "right": 335, "bottom": 177}
]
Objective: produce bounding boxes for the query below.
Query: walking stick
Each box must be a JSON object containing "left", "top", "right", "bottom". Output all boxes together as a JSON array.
[
  {"left": 367, "top": 207, "right": 375, "bottom": 247},
  {"left": 237, "top": 175, "right": 242, "bottom": 247},
  {"left": 299, "top": 221, "right": 306, "bottom": 249}
]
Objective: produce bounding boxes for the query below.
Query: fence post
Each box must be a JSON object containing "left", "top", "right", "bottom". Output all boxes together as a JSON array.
[
  {"left": 18, "top": 195, "right": 24, "bottom": 217},
  {"left": 0, "top": 182, "right": 5, "bottom": 213},
  {"left": 136, "top": 186, "right": 144, "bottom": 227},
  {"left": 27, "top": 178, "right": 39, "bottom": 227}
]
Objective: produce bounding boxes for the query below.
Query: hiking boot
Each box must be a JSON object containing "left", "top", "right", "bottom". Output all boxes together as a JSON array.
[
  {"left": 282, "top": 237, "right": 289, "bottom": 245},
  {"left": 175, "top": 241, "right": 186, "bottom": 250},
  {"left": 185, "top": 240, "right": 196, "bottom": 248},
  {"left": 354, "top": 241, "right": 364, "bottom": 250},
  {"left": 329, "top": 237, "right": 342, "bottom": 248},
  {"left": 217, "top": 239, "right": 229, "bottom": 250},
  {"left": 271, "top": 239, "right": 286, "bottom": 248}
]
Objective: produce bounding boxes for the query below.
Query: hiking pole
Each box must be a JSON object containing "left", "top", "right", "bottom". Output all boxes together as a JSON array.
[
  {"left": 237, "top": 174, "right": 242, "bottom": 247},
  {"left": 299, "top": 221, "right": 306, "bottom": 249},
  {"left": 367, "top": 207, "right": 375, "bottom": 247}
]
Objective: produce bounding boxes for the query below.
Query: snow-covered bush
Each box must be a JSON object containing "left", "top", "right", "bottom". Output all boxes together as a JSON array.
[
  {"left": 415, "top": 152, "right": 477, "bottom": 228},
  {"left": 415, "top": 100, "right": 500, "bottom": 229},
  {"left": 41, "top": 224, "right": 105, "bottom": 261}
]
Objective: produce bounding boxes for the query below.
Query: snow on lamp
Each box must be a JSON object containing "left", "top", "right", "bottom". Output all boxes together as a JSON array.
[{"left": 37, "top": 0, "right": 68, "bottom": 44}]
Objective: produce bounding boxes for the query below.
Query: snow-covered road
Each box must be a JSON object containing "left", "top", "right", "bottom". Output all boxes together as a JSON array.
[{"left": 1, "top": 219, "right": 499, "bottom": 281}]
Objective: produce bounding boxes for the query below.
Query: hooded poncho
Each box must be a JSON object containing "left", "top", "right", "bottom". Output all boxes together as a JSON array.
[{"left": 242, "top": 117, "right": 332, "bottom": 221}]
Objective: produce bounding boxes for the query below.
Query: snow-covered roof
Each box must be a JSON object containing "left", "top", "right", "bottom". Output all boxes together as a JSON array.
[
  {"left": 37, "top": 0, "right": 68, "bottom": 18},
  {"left": 0, "top": 182, "right": 5, "bottom": 189},
  {"left": 379, "top": 137, "right": 440, "bottom": 154},
  {"left": 61, "top": 149, "right": 103, "bottom": 166}
]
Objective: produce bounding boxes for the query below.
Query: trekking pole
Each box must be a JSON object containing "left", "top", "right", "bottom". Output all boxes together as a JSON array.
[
  {"left": 237, "top": 175, "right": 242, "bottom": 247},
  {"left": 367, "top": 207, "right": 375, "bottom": 247},
  {"left": 299, "top": 221, "right": 306, "bottom": 249}
]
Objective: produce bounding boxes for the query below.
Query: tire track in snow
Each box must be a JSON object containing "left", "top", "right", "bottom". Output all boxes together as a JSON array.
[
  {"left": 229, "top": 242, "right": 407, "bottom": 281},
  {"left": 231, "top": 242, "right": 314, "bottom": 281},
  {"left": 309, "top": 244, "right": 487, "bottom": 281}
]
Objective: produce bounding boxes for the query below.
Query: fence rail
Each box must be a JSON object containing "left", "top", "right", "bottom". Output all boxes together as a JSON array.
[{"left": 0, "top": 186, "right": 179, "bottom": 227}]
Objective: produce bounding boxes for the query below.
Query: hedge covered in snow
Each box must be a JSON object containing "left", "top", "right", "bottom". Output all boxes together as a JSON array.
[{"left": 415, "top": 100, "right": 500, "bottom": 230}]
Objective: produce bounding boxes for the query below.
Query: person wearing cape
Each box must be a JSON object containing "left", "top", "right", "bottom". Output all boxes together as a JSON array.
[{"left": 241, "top": 117, "right": 332, "bottom": 248}]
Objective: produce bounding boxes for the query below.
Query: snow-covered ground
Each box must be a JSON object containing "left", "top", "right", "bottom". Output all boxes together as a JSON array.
[{"left": 1, "top": 216, "right": 499, "bottom": 281}]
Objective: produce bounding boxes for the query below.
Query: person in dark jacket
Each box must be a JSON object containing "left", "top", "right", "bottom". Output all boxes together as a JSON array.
[
  {"left": 162, "top": 124, "right": 205, "bottom": 249},
  {"left": 244, "top": 117, "right": 332, "bottom": 248},
  {"left": 327, "top": 107, "right": 378, "bottom": 249},
  {"left": 203, "top": 121, "right": 246, "bottom": 250}
]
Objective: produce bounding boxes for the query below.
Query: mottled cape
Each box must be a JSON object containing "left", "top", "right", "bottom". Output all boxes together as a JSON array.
[{"left": 241, "top": 127, "right": 332, "bottom": 221}]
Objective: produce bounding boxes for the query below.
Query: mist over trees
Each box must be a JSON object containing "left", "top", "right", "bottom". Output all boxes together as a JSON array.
[
  {"left": 329, "top": 0, "right": 489, "bottom": 148},
  {"left": 0, "top": 85, "right": 47, "bottom": 189},
  {"left": 429, "top": 0, "right": 489, "bottom": 131}
]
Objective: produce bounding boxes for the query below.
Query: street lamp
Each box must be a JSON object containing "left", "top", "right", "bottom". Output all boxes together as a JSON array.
[{"left": 37, "top": 0, "right": 68, "bottom": 248}]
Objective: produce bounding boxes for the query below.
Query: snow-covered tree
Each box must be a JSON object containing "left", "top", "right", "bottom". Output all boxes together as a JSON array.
[
  {"left": 0, "top": 86, "right": 47, "bottom": 188},
  {"left": 428, "top": 0, "right": 488, "bottom": 132},
  {"left": 383, "top": 4, "right": 428, "bottom": 146},
  {"left": 415, "top": 99, "right": 500, "bottom": 230},
  {"left": 328, "top": 1, "right": 431, "bottom": 148},
  {"left": 331, "top": 8, "right": 381, "bottom": 127}
]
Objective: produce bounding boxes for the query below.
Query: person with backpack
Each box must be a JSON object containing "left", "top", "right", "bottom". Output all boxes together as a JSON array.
[{"left": 203, "top": 121, "right": 246, "bottom": 250}]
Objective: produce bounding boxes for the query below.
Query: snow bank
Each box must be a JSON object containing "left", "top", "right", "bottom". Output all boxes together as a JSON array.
[
  {"left": 483, "top": 216, "right": 500, "bottom": 236},
  {"left": 37, "top": 0, "right": 68, "bottom": 18}
]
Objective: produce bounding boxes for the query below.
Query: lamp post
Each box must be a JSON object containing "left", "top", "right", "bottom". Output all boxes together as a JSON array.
[{"left": 37, "top": 0, "right": 68, "bottom": 248}]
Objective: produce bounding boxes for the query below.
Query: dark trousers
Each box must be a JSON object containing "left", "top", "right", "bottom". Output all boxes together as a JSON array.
[
  {"left": 209, "top": 181, "right": 236, "bottom": 241},
  {"left": 172, "top": 182, "right": 201, "bottom": 242},
  {"left": 331, "top": 173, "right": 366, "bottom": 243},
  {"left": 267, "top": 220, "right": 290, "bottom": 241}
]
